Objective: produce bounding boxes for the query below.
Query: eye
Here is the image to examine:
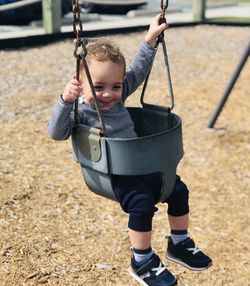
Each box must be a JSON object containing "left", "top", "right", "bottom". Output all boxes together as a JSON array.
[
  {"left": 113, "top": 85, "right": 122, "bottom": 90},
  {"left": 94, "top": 85, "right": 103, "bottom": 91}
]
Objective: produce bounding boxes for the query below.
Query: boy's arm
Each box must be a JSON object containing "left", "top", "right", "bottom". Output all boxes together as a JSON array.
[
  {"left": 123, "top": 41, "right": 155, "bottom": 98},
  {"left": 48, "top": 77, "right": 83, "bottom": 140},
  {"left": 123, "top": 14, "right": 167, "bottom": 99},
  {"left": 47, "top": 95, "right": 74, "bottom": 140}
]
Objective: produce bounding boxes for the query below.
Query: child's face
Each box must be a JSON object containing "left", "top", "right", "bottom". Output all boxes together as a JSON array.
[{"left": 83, "top": 59, "right": 125, "bottom": 111}]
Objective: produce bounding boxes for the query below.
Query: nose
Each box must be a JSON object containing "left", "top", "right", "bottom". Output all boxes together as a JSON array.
[{"left": 102, "top": 89, "right": 112, "bottom": 98}]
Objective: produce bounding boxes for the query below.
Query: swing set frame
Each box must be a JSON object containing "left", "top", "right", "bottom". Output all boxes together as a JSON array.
[{"left": 207, "top": 40, "right": 250, "bottom": 128}]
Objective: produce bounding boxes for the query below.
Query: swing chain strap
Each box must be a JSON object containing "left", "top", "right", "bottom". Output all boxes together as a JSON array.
[
  {"left": 80, "top": 52, "right": 106, "bottom": 135},
  {"left": 157, "top": 0, "right": 168, "bottom": 43},
  {"left": 72, "top": 0, "right": 81, "bottom": 126},
  {"left": 71, "top": 0, "right": 105, "bottom": 135},
  {"left": 140, "top": 0, "right": 174, "bottom": 111}
]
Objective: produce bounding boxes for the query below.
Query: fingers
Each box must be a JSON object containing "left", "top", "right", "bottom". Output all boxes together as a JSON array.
[
  {"left": 149, "top": 14, "right": 167, "bottom": 36},
  {"left": 155, "top": 13, "right": 168, "bottom": 30},
  {"left": 69, "top": 79, "right": 83, "bottom": 96},
  {"left": 62, "top": 78, "right": 83, "bottom": 103},
  {"left": 71, "top": 78, "right": 82, "bottom": 89},
  {"left": 154, "top": 13, "right": 162, "bottom": 22}
]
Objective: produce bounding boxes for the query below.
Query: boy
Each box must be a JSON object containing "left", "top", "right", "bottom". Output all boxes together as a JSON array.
[{"left": 48, "top": 14, "right": 212, "bottom": 286}]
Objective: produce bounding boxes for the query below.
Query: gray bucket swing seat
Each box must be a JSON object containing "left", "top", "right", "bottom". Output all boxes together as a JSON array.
[{"left": 71, "top": 35, "right": 184, "bottom": 203}]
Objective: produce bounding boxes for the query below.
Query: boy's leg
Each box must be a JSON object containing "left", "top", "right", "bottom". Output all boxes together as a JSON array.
[
  {"left": 128, "top": 229, "right": 151, "bottom": 250},
  {"left": 168, "top": 213, "right": 189, "bottom": 230},
  {"left": 112, "top": 174, "right": 177, "bottom": 286},
  {"left": 129, "top": 229, "right": 153, "bottom": 266},
  {"left": 165, "top": 176, "right": 212, "bottom": 271}
]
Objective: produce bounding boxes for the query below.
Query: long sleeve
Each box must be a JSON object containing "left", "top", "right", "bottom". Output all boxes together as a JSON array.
[
  {"left": 47, "top": 95, "right": 74, "bottom": 140},
  {"left": 47, "top": 41, "right": 156, "bottom": 141},
  {"left": 123, "top": 41, "right": 156, "bottom": 100}
]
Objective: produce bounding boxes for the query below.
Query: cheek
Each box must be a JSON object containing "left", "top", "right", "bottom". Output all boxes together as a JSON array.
[
  {"left": 95, "top": 92, "right": 103, "bottom": 100},
  {"left": 114, "top": 91, "right": 122, "bottom": 101}
]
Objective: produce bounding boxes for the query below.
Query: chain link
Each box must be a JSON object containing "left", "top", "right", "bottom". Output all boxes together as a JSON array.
[
  {"left": 158, "top": 0, "right": 169, "bottom": 43},
  {"left": 71, "top": 0, "right": 105, "bottom": 134},
  {"left": 71, "top": 0, "right": 87, "bottom": 61},
  {"left": 72, "top": 0, "right": 82, "bottom": 39},
  {"left": 160, "top": 0, "right": 169, "bottom": 12}
]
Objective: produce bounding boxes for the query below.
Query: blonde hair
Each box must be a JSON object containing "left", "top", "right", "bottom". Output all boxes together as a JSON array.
[{"left": 83, "top": 38, "right": 126, "bottom": 73}]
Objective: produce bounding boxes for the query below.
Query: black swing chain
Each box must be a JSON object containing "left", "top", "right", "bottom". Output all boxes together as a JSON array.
[
  {"left": 140, "top": 0, "right": 174, "bottom": 111},
  {"left": 157, "top": 0, "right": 168, "bottom": 45},
  {"left": 71, "top": 0, "right": 106, "bottom": 135}
]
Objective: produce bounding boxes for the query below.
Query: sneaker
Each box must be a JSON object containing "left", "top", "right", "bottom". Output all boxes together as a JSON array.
[
  {"left": 166, "top": 237, "right": 212, "bottom": 271},
  {"left": 128, "top": 253, "right": 177, "bottom": 286}
]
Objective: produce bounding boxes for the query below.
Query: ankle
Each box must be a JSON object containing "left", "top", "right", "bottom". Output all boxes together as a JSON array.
[
  {"left": 170, "top": 229, "right": 188, "bottom": 245},
  {"left": 132, "top": 247, "right": 153, "bottom": 266}
]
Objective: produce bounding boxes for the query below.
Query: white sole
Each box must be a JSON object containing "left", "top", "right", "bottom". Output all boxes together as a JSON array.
[
  {"left": 128, "top": 266, "right": 178, "bottom": 286},
  {"left": 128, "top": 267, "right": 148, "bottom": 286},
  {"left": 166, "top": 252, "right": 212, "bottom": 271}
]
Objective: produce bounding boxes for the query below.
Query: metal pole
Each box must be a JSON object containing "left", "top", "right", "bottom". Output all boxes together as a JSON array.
[
  {"left": 42, "top": 0, "right": 61, "bottom": 34},
  {"left": 207, "top": 41, "right": 250, "bottom": 128},
  {"left": 193, "top": 0, "right": 206, "bottom": 21}
]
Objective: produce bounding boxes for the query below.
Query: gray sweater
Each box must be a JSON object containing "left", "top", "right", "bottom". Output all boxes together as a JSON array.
[{"left": 48, "top": 41, "right": 155, "bottom": 140}]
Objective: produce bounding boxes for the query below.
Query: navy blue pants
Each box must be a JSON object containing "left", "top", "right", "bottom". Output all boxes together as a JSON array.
[{"left": 112, "top": 174, "right": 189, "bottom": 232}]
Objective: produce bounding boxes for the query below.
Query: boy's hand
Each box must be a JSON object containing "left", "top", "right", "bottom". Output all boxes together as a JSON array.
[
  {"left": 62, "top": 76, "right": 83, "bottom": 103},
  {"left": 145, "top": 14, "right": 168, "bottom": 47}
]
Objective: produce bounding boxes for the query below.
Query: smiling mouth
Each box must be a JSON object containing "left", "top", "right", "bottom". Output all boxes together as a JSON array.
[
  {"left": 98, "top": 99, "right": 115, "bottom": 106},
  {"left": 98, "top": 101, "right": 111, "bottom": 106},
  {"left": 98, "top": 101, "right": 113, "bottom": 110},
  {"left": 97, "top": 99, "right": 119, "bottom": 110},
  {"left": 99, "top": 101, "right": 110, "bottom": 104}
]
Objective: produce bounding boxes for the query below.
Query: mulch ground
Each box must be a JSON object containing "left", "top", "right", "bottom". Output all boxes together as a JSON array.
[{"left": 0, "top": 25, "right": 249, "bottom": 286}]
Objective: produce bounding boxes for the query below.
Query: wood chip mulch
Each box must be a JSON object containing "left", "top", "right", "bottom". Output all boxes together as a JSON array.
[{"left": 0, "top": 25, "right": 249, "bottom": 285}]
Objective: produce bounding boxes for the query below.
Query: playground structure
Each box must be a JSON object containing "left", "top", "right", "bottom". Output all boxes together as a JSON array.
[
  {"left": 207, "top": 40, "right": 250, "bottom": 128},
  {"left": 0, "top": 1, "right": 249, "bottom": 51},
  {"left": 0, "top": 0, "right": 206, "bottom": 30}
]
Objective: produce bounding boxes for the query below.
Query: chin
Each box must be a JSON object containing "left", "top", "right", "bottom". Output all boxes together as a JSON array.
[{"left": 100, "top": 106, "right": 111, "bottom": 111}]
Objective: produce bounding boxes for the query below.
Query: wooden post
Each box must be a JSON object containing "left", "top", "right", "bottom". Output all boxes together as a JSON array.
[
  {"left": 42, "top": 0, "right": 61, "bottom": 34},
  {"left": 193, "top": 0, "right": 206, "bottom": 21}
]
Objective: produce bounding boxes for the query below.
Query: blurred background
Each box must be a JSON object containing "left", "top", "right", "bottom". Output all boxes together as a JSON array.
[{"left": 0, "top": 0, "right": 249, "bottom": 27}]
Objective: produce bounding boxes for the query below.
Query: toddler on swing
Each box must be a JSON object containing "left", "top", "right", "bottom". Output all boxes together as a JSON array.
[{"left": 48, "top": 14, "right": 212, "bottom": 286}]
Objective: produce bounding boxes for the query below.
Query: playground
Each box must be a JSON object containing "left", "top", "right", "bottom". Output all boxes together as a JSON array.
[{"left": 0, "top": 24, "right": 249, "bottom": 285}]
